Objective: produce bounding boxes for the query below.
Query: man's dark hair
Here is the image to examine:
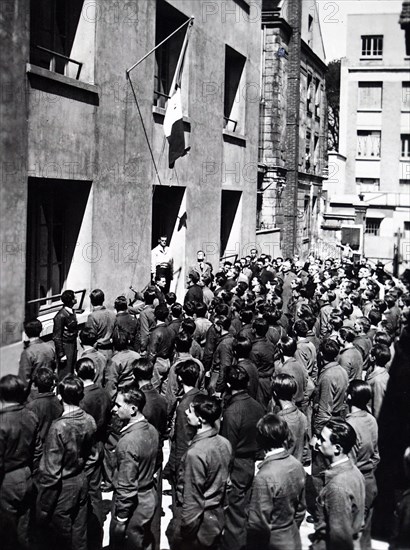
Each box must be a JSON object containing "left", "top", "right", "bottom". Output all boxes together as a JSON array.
[
  {"left": 61, "top": 290, "right": 75, "bottom": 307},
  {"left": 76, "top": 358, "right": 96, "bottom": 381},
  {"left": 175, "top": 359, "right": 200, "bottom": 387},
  {"left": 202, "top": 274, "right": 212, "bottom": 287},
  {"left": 272, "top": 373, "right": 297, "bottom": 402},
  {"left": 114, "top": 295, "right": 128, "bottom": 312},
  {"left": 155, "top": 273, "right": 166, "bottom": 284},
  {"left": 325, "top": 419, "right": 357, "bottom": 455},
  {"left": 214, "top": 303, "right": 230, "bottom": 317},
  {"left": 263, "top": 306, "right": 278, "bottom": 326},
  {"left": 59, "top": 375, "right": 84, "bottom": 406},
  {"left": 191, "top": 394, "right": 221, "bottom": 426},
  {"left": 0, "top": 374, "right": 27, "bottom": 403},
  {"left": 339, "top": 327, "right": 356, "bottom": 343},
  {"left": 171, "top": 303, "right": 183, "bottom": 318},
  {"left": 256, "top": 413, "right": 290, "bottom": 451},
  {"left": 154, "top": 303, "right": 169, "bottom": 322},
  {"left": 144, "top": 286, "right": 157, "bottom": 305},
  {"left": 233, "top": 336, "right": 252, "bottom": 359},
  {"left": 280, "top": 336, "right": 297, "bottom": 357},
  {"left": 371, "top": 343, "right": 391, "bottom": 367},
  {"left": 120, "top": 387, "right": 146, "bottom": 412},
  {"left": 183, "top": 301, "right": 196, "bottom": 318},
  {"left": 195, "top": 302, "right": 208, "bottom": 318},
  {"left": 214, "top": 315, "right": 231, "bottom": 332},
  {"left": 252, "top": 317, "right": 269, "bottom": 337},
  {"left": 189, "top": 271, "right": 200, "bottom": 284},
  {"left": 181, "top": 317, "right": 196, "bottom": 336},
  {"left": 24, "top": 319, "right": 42, "bottom": 338},
  {"left": 112, "top": 325, "right": 131, "bottom": 351},
  {"left": 384, "top": 294, "right": 397, "bottom": 309},
  {"left": 368, "top": 309, "right": 382, "bottom": 326},
  {"left": 79, "top": 326, "right": 98, "bottom": 347},
  {"left": 320, "top": 338, "right": 340, "bottom": 362},
  {"left": 374, "top": 331, "right": 392, "bottom": 346},
  {"left": 133, "top": 357, "right": 154, "bottom": 381},
  {"left": 90, "top": 289, "right": 105, "bottom": 306},
  {"left": 33, "top": 366, "right": 57, "bottom": 393},
  {"left": 340, "top": 301, "right": 353, "bottom": 318},
  {"left": 329, "top": 315, "right": 343, "bottom": 331},
  {"left": 327, "top": 290, "right": 336, "bottom": 304},
  {"left": 226, "top": 366, "right": 249, "bottom": 391},
  {"left": 348, "top": 380, "right": 372, "bottom": 411},
  {"left": 175, "top": 332, "right": 192, "bottom": 353},
  {"left": 293, "top": 319, "right": 308, "bottom": 338},
  {"left": 166, "top": 292, "right": 177, "bottom": 306}
]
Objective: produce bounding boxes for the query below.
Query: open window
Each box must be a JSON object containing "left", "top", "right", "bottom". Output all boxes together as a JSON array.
[
  {"left": 25, "top": 178, "right": 92, "bottom": 318},
  {"left": 30, "top": 0, "right": 91, "bottom": 81},
  {"left": 224, "top": 46, "right": 246, "bottom": 133},
  {"left": 154, "top": 0, "right": 189, "bottom": 108},
  {"left": 221, "top": 191, "right": 242, "bottom": 259},
  {"left": 357, "top": 130, "right": 381, "bottom": 158}
]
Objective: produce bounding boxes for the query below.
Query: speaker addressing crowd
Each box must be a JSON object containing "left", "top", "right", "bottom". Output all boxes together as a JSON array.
[{"left": 1, "top": 251, "right": 410, "bottom": 549}]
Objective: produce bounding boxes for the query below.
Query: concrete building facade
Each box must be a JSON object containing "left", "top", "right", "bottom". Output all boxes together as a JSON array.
[
  {"left": 257, "top": 0, "right": 328, "bottom": 258},
  {"left": 0, "top": 0, "right": 262, "bottom": 369},
  {"left": 323, "top": 11, "right": 410, "bottom": 271}
]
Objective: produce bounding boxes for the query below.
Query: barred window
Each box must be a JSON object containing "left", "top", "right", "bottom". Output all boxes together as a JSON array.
[
  {"left": 361, "top": 35, "right": 383, "bottom": 57},
  {"left": 365, "top": 219, "right": 381, "bottom": 236}
]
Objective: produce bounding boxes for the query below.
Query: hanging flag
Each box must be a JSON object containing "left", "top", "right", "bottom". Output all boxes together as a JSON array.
[
  {"left": 164, "top": 87, "right": 190, "bottom": 168},
  {"left": 163, "top": 19, "right": 193, "bottom": 169}
]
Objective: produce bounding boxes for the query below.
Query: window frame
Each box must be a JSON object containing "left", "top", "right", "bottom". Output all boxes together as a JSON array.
[{"left": 361, "top": 35, "right": 384, "bottom": 58}]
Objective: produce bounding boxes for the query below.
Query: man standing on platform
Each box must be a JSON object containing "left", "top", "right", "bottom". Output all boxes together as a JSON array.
[
  {"left": 53, "top": 290, "right": 78, "bottom": 380},
  {"left": 151, "top": 236, "right": 174, "bottom": 294}
]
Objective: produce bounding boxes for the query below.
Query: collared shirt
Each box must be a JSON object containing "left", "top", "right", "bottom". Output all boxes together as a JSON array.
[
  {"left": 120, "top": 416, "right": 145, "bottom": 433},
  {"left": 265, "top": 447, "right": 286, "bottom": 458},
  {"left": 330, "top": 456, "right": 349, "bottom": 469},
  {"left": 151, "top": 245, "right": 173, "bottom": 273}
]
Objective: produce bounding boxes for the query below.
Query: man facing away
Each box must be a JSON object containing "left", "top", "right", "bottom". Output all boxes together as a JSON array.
[
  {"left": 0, "top": 375, "right": 41, "bottom": 550},
  {"left": 85, "top": 289, "right": 116, "bottom": 360},
  {"left": 246, "top": 413, "right": 306, "bottom": 550},
  {"left": 19, "top": 319, "right": 55, "bottom": 390},
  {"left": 168, "top": 394, "right": 232, "bottom": 550},
  {"left": 36, "top": 375, "right": 97, "bottom": 550},
  {"left": 221, "top": 366, "right": 265, "bottom": 550},
  {"left": 311, "top": 419, "right": 365, "bottom": 550}
]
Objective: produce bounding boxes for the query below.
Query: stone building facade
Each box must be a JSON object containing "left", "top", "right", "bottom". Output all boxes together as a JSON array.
[
  {"left": 258, "top": 0, "right": 328, "bottom": 258},
  {"left": 0, "top": 0, "right": 262, "bottom": 370}
]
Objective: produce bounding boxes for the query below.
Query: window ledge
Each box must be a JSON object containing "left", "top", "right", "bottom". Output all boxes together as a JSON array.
[
  {"left": 222, "top": 129, "right": 247, "bottom": 146},
  {"left": 357, "top": 109, "right": 382, "bottom": 113},
  {"left": 401, "top": 109, "right": 410, "bottom": 113},
  {"left": 26, "top": 63, "right": 98, "bottom": 95},
  {"left": 360, "top": 57, "right": 383, "bottom": 61},
  {"left": 152, "top": 105, "right": 191, "bottom": 126},
  {"left": 400, "top": 158, "right": 410, "bottom": 161},
  {"left": 355, "top": 157, "right": 381, "bottom": 161}
]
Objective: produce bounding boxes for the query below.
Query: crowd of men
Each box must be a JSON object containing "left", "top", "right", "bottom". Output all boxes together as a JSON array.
[{"left": 1, "top": 248, "right": 410, "bottom": 550}]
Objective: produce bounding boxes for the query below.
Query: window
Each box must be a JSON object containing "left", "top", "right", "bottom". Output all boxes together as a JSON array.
[
  {"left": 224, "top": 46, "right": 246, "bottom": 132},
  {"left": 365, "top": 219, "right": 381, "bottom": 236},
  {"left": 26, "top": 179, "right": 92, "bottom": 307},
  {"left": 401, "top": 134, "right": 410, "bottom": 158},
  {"left": 307, "top": 73, "right": 313, "bottom": 113},
  {"left": 30, "top": 0, "right": 85, "bottom": 79},
  {"left": 314, "top": 78, "right": 321, "bottom": 117},
  {"left": 358, "top": 82, "right": 382, "bottom": 110},
  {"left": 402, "top": 83, "right": 410, "bottom": 110},
  {"left": 356, "top": 178, "right": 380, "bottom": 191},
  {"left": 154, "top": 0, "right": 188, "bottom": 108},
  {"left": 357, "top": 130, "right": 381, "bottom": 158},
  {"left": 314, "top": 134, "right": 320, "bottom": 172},
  {"left": 305, "top": 130, "right": 311, "bottom": 171},
  {"left": 400, "top": 179, "right": 410, "bottom": 185},
  {"left": 361, "top": 35, "right": 383, "bottom": 57}
]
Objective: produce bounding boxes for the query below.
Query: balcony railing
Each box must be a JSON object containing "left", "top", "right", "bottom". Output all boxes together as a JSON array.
[{"left": 34, "top": 45, "right": 83, "bottom": 80}]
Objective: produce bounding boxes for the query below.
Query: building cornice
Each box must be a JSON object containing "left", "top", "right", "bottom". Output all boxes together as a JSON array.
[
  {"left": 301, "top": 40, "right": 327, "bottom": 73},
  {"left": 261, "top": 13, "right": 293, "bottom": 40},
  {"left": 348, "top": 66, "right": 410, "bottom": 72}
]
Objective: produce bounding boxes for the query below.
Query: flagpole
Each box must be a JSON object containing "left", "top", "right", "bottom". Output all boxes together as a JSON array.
[
  {"left": 168, "top": 18, "right": 194, "bottom": 96},
  {"left": 126, "top": 16, "right": 195, "bottom": 77}
]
